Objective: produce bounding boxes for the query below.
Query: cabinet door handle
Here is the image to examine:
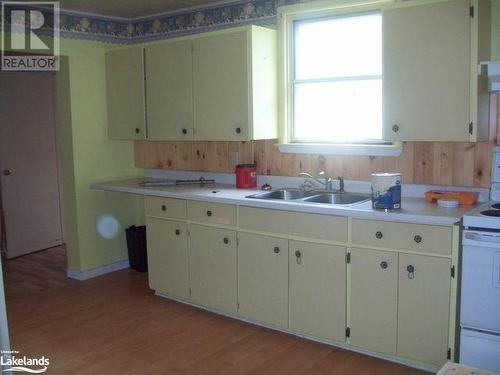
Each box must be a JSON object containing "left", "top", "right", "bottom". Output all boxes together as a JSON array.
[
  {"left": 392, "top": 124, "right": 399, "bottom": 133},
  {"left": 375, "top": 231, "right": 383, "bottom": 239},
  {"left": 223, "top": 237, "right": 229, "bottom": 245},
  {"left": 273, "top": 246, "right": 280, "bottom": 254},
  {"left": 380, "top": 261, "right": 388, "bottom": 269},
  {"left": 175, "top": 229, "right": 181, "bottom": 236},
  {"left": 414, "top": 235, "right": 422, "bottom": 243},
  {"left": 161, "top": 205, "right": 167, "bottom": 211},
  {"left": 135, "top": 127, "right": 140, "bottom": 134},
  {"left": 206, "top": 210, "right": 212, "bottom": 217},
  {"left": 3, "top": 169, "right": 12, "bottom": 176},
  {"left": 295, "top": 250, "right": 302, "bottom": 265},
  {"left": 235, "top": 127, "right": 241, "bottom": 134},
  {"left": 182, "top": 128, "right": 187, "bottom": 134},
  {"left": 406, "top": 264, "right": 415, "bottom": 279}
]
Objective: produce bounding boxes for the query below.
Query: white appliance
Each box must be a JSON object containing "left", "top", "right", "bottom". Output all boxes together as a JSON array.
[{"left": 460, "top": 147, "right": 500, "bottom": 372}]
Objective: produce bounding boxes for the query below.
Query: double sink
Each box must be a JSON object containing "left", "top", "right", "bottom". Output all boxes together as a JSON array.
[{"left": 246, "top": 188, "right": 370, "bottom": 206}]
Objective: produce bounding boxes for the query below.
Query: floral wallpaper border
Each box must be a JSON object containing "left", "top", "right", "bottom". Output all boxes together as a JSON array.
[{"left": 0, "top": 0, "right": 298, "bottom": 44}]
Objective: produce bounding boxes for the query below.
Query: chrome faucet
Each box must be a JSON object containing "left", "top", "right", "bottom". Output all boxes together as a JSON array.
[{"left": 299, "top": 171, "right": 345, "bottom": 193}]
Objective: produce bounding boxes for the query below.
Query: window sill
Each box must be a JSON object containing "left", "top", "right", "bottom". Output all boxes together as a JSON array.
[{"left": 277, "top": 142, "right": 403, "bottom": 157}]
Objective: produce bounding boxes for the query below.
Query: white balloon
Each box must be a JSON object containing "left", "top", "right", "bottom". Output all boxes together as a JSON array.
[{"left": 96, "top": 214, "right": 120, "bottom": 239}]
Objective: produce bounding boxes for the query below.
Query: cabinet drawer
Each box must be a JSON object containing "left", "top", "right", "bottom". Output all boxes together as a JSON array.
[
  {"left": 351, "top": 219, "right": 452, "bottom": 255},
  {"left": 187, "top": 201, "right": 236, "bottom": 226},
  {"left": 239, "top": 207, "right": 289, "bottom": 234},
  {"left": 290, "top": 212, "right": 347, "bottom": 243},
  {"left": 145, "top": 196, "right": 187, "bottom": 219}
]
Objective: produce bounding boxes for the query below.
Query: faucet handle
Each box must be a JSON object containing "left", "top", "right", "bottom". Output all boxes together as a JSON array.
[{"left": 318, "top": 171, "right": 332, "bottom": 181}]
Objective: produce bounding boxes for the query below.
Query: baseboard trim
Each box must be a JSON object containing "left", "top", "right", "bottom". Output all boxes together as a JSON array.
[{"left": 67, "top": 260, "right": 129, "bottom": 281}]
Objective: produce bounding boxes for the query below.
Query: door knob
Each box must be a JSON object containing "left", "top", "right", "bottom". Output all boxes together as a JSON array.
[{"left": 3, "top": 169, "right": 12, "bottom": 176}]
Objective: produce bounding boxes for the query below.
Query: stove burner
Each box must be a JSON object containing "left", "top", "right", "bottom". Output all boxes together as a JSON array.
[
  {"left": 492, "top": 203, "right": 500, "bottom": 209},
  {"left": 480, "top": 210, "right": 500, "bottom": 217}
]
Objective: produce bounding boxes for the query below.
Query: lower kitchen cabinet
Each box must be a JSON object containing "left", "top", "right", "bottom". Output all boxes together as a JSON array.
[
  {"left": 350, "top": 248, "right": 398, "bottom": 355},
  {"left": 237, "top": 233, "right": 288, "bottom": 328},
  {"left": 289, "top": 241, "right": 346, "bottom": 342},
  {"left": 397, "top": 253, "right": 451, "bottom": 366},
  {"left": 142, "top": 196, "right": 457, "bottom": 370},
  {"left": 146, "top": 217, "right": 189, "bottom": 300},
  {"left": 189, "top": 224, "right": 238, "bottom": 314}
]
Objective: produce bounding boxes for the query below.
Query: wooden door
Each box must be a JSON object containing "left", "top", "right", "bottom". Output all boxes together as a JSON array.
[
  {"left": 105, "top": 46, "right": 146, "bottom": 140},
  {"left": 238, "top": 232, "right": 288, "bottom": 328},
  {"left": 0, "top": 72, "right": 62, "bottom": 258},
  {"left": 192, "top": 31, "right": 249, "bottom": 141},
  {"left": 289, "top": 241, "right": 346, "bottom": 342},
  {"left": 145, "top": 40, "right": 194, "bottom": 140},
  {"left": 189, "top": 224, "right": 237, "bottom": 314},
  {"left": 350, "top": 248, "right": 398, "bottom": 355},
  {"left": 398, "top": 253, "right": 451, "bottom": 366},
  {"left": 383, "top": 0, "right": 470, "bottom": 141},
  {"left": 146, "top": 217, "right": 189, "bottom": 300}
]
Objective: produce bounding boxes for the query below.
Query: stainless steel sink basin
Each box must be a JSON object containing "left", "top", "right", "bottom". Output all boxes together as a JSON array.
[
  {"left": 246, "top": 189, "right": 370, "bottom": 206},
  {"left": 246, "top": 189, "right": 315, "bottom": 201},
  {"left": 302, "top": 193, "right": 370, "bottom": 205}
]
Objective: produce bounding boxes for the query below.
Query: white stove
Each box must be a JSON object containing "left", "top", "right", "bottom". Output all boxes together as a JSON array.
[{"left": 460, "top": 147, "right": 500, "bottom": 373}]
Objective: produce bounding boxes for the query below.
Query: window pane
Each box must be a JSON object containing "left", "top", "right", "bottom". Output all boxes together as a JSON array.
[
  {"left": 294, "top": 13, "right": 381, "bottom": 80},
  {"left": 293, "top": 80, "right": 382, "bottom": 142}
]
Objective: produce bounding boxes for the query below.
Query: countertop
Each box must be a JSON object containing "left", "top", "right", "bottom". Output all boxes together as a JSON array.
[{"left": 91, "top": 178, "right": 477, "bottom": 226}]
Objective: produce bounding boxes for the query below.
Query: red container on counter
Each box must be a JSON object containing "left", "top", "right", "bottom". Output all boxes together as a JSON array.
[{"left": 235, "top": 164, "right": 257, "bottom": 188}]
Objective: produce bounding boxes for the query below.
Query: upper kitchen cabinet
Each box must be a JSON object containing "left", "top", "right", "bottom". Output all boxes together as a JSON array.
[
  {"left": 192, "top": 26, "right": 278, "bottom": 141},
  {"left": 383, "top": 0, "right": 491, "bottom": 142},
  {"left": 145, "top": 40, "right": 194, "bottom": 141},
  {"left": 105, "top": 46, "right": 146, "bottom": 140}
]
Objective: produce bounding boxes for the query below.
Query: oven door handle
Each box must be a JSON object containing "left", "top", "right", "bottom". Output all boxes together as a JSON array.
[{"left": 463, "top": 230, "right": 500, "bottom": 248}]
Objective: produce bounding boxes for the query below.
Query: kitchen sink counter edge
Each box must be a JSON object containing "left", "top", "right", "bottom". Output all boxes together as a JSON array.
[{"left": 91, "top": 178, "right": 476, "bottom": 226}]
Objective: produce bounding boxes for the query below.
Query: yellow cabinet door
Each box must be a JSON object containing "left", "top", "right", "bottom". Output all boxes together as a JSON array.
[
  {"left": 105, "top": 46, "right": 146, "bottom": 140},
  {"left": 193, "top": 31, "right": 249, "bottom": 141},
  {"left": 238, "top": 233, "right": 288, "bottom": 328},
  {"left": 383, "top": 0, "right": 470, "bottom": 141},
  {"left": 146, "top": 218, "right": 189, "bottom": 300},
  {"left": 398, "top": 253, "right": 451, "bottom": 367},
  {"left": 289, "top": 241, "right": 346, "bottom": 342},
  {"left": 350, "top": 248, "right": 398, "bottom": 355},
  {"left": 145, "top": 40, "right": 194, "bottom": 140},
  {"left": 189, "top": 224, "right": 237, "bottom": 314}
]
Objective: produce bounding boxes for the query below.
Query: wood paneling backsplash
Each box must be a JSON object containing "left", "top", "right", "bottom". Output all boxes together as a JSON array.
[
  {"left": 135, "top": 139, "right": 494, "bottom": 187},
  {"left": 135, "top": 96, "right": 500, "bottom": 188}
]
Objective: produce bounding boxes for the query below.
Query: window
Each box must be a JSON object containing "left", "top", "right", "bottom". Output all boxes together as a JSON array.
[{"left": 291, "top": 12, "right": 383, "bottom": 144}]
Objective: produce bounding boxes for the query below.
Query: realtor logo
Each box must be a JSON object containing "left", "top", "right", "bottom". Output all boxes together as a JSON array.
[{"left": 1, "top": 1, "right": 60, "bottom": 71}]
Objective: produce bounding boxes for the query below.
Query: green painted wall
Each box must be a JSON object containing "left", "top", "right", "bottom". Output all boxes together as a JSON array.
[
  {"left": 57, "top": 39, "right": 144, "bottom": 272},
  {"left": 492, "top": 0, "right": 500, "bottom": 60}
]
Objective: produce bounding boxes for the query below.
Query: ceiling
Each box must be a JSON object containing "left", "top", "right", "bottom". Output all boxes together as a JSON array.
[{"left": 34, "top": 0, "right": 241, "bottom": 19}]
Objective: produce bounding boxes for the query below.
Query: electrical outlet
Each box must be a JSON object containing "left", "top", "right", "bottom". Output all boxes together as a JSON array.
[{"left": 230, "top": 151, "right": 239, "bottom": 166}]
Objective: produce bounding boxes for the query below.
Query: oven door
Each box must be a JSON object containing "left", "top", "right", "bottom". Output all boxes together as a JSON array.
[{"left": 461, "top": 231, "right": 500, "bottom": 333}]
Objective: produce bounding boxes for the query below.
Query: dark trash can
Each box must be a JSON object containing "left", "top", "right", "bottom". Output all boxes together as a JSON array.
[{"left": 126, "top": 225, "right": 148, "bottom": 272}]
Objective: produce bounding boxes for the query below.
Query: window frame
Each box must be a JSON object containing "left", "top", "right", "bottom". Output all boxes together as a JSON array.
[{"left": 277, "top": 0, "right": 402, "bottom": 156}]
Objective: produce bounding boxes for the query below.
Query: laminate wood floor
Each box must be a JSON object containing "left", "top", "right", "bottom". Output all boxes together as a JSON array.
[{"left": 3, "top": 247, "right": 430, "bottom": 375}]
